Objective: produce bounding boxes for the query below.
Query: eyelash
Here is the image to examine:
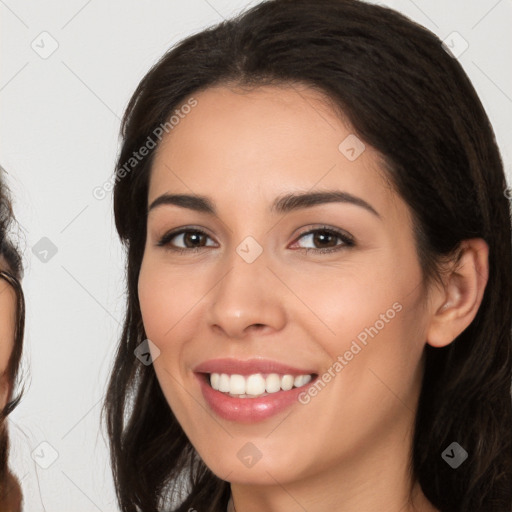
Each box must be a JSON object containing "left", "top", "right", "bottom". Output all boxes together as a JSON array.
[{"left": 156, "top": 225, "right": 355, "bottom": 255}]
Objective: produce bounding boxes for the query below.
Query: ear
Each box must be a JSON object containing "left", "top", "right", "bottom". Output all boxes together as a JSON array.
[{"left": 426, "top": 238, "right": 489, "bottom": 348}]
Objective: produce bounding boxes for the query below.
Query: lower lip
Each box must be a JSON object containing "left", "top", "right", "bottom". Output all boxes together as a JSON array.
[{"left": 195, "top": 373, "right": 316, "bottom": 423}]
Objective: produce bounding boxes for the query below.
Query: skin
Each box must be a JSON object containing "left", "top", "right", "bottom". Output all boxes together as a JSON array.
[{"left": 138, "top": 84, "right": 488, "bottom": 512}]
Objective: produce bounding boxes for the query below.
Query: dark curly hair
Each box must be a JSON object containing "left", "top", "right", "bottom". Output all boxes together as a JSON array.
[{"left": 103, "top": 1, "right": 512, "bottom": 510}]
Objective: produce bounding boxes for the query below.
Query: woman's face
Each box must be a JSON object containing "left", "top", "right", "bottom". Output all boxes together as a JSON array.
[
  {"left": 138, "top": 84, "right": 433, "bottom": 486},
  {"left": 0, "top": 265, "right": 16, "bottom": 411}
]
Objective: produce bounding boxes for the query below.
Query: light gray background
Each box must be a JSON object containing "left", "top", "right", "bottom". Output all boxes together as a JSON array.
[{"left": 1, "top": 0, "right": 511, "bottom": 510}]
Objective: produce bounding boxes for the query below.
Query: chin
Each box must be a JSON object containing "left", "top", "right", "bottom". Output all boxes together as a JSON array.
[{"left": 197, "top": 442, "right": 310, "bottom": 487}]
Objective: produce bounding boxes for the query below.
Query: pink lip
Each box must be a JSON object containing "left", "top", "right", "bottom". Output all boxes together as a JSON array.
[
  {"left": 193, "top": 358, "right": 318, "bottom": 423},
  {"left": 193, "top": 357, "right": 317, "bottom": 376}
]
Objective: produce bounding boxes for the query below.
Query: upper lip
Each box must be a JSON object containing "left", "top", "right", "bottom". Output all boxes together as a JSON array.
[{"left": 193, "top": 358, "right": 317, "bottom": 376}]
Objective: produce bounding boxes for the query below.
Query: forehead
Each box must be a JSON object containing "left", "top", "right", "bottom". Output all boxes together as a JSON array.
[{"left": 148, "top": 84, "right": 400, "bottom": 219}]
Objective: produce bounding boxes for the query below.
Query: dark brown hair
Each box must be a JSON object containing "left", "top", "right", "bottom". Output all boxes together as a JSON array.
[{"left": 103, "top": 1, "right": 512, "bottom": 510}]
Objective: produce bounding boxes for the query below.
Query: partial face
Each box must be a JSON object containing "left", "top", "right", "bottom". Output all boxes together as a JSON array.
[
  {"left": 138, "top": 85, "right": 431, "bottom": 485},
  {"left": 0, "top": 268, "right": 16, "bottom": 412}
]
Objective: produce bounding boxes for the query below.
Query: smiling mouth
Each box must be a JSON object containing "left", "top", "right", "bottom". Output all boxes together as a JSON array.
[{"left": 202, "top": 372, "right": 317, "bottom": 398}]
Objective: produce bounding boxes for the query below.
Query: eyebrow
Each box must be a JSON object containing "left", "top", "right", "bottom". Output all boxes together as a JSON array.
[{"left": 148, "top": 190, "right": 381, "bottom": 218}]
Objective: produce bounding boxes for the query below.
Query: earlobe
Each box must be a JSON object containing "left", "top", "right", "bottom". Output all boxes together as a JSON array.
[{"left": 426, "top": 238, "right": 489, "bottom": 348}]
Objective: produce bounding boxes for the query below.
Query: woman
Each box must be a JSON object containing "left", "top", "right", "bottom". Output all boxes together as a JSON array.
[
  {"left": 103, "top": 0, "right": 512, "bottom": 511},
  {"left": 0, "top": 168, "right": 25, "bottom": 511}
]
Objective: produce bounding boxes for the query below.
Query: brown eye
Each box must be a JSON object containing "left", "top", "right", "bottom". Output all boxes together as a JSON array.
[
  {"left": 292, "top": 227, "right": 355, "bottom": 254},
  {"left": 157, "top": 229, "right": 215, "bottom": 252}
]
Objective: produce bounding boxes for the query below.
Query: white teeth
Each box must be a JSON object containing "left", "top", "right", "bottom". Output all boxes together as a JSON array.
[
  {"left": 246, "top": 374, "right": 266, "bottom": 395},
  {"left": 208, "top": 372, "right": 314, "bottom": 397},
  {"left": 265, "top": 373, "right": 281, "bottom": 393},
  {"left": 230, "top": 374, "right": 246, "bottom": 395},
  {"left": 210, "top": 372, "right": 220, "bottom": 390},
  {"left": 281, "top": 374, "right": 294, "bottom": 391},
  {"left": 294, "top": 374, "right": 312, "bottom": 387},
  {"left": 218, "top": 373, "right": 230, "bottom": 393}
]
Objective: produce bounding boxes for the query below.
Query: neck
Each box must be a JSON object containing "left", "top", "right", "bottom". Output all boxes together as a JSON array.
[
  {"left": 229, "top": 468, "right": 437, "bottom": 512},
  {"left": 227, "top": 419, "right": 438, "bottom": 512}
]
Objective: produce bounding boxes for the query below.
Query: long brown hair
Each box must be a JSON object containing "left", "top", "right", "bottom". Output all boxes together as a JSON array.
[{"left": 103, "top": 1, "right": 512, "bottom": 510}]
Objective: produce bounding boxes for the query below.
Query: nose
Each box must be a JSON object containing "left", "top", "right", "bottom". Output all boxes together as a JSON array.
[{"left": 206, "top": 248, "right": 287, "bottom": 340}]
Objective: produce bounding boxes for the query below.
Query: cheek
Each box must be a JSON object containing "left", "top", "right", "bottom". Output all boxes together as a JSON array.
[
  {"left": 307, "top": 262, "right": 416, "bottom": 353},
  {"left": 138, "top": 270, "right": 160, "bottom": 341},
  {"left": 309, "top": 253, "right": 426, "bottom": 400},
  {"left": 138, "top": 272, "right": 169, "bottom": 342},
  {"left": 137, "top": 259, "right": 198, "bottom": 417},
  {"left": 138, "top": 258, "right": 199, "bottom": 343}
]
